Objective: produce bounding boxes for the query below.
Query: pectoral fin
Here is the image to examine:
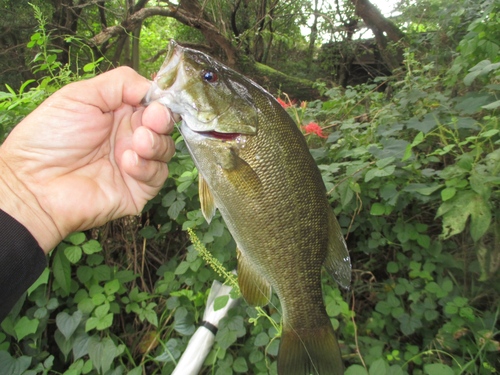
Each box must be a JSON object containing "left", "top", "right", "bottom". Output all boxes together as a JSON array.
[
  {"left": 324, "top": 210, "right": 352, "bottom": 289},
  {"left": 237, "top": 247, "right": 271, "bottom": 306},
  {"left": 221, "top": 151, "right": 263, "bottom": 197},
  {"left": 199, "top": 175, "right": 217, "bottom": 224}
]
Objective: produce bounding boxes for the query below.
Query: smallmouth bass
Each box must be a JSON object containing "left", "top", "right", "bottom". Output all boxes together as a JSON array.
[{"left": 144, "top": 40, "right": 351, "bottom": 375}]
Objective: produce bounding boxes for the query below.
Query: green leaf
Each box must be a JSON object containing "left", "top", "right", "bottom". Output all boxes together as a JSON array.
[
  {"left": 104, "top": 279, "right": 120, "bottom": 295},
  {"left": 482, "top": 100, "right": 500, "bottom": 110},
  {"left": 370, "top": 203, "right": 385, "bottom": 216},
  {"left": 424, "top": 363, "right": 454, "bottom": 375},
  {"left": 88, "top": 336, "right": 118, "bottom": 374},
  {"left": 216, "top": 329, "right": 237, "bottom": 350},
  {"left": 56, "top": 311, "right": 82, "bottom": 339},
  {"left": 53, "top": 249, "right": 72, "bottom": 294},
  {"left": 441, "top": 187, "right": 456, "bottom": 201},
  {"left": 233, "top": 357, "right": 248, "bottom": 373},
  {"left": 14, "top": 316, "right": 39, "bottom": 340},
  {"left": 93, "top": 265, "right": 111, "bottom": 282},
  {"left": 82, "top": 240, "right": 102, "bottom": 254},
  {"left": 254, "top": 332, "right": 269, "bottom": 347},
  {"left": 128, "top": 367, "right": 143, "bottom": 375},
  {"left": 139, "top": 226, "right": 157, "bottom": 239},
  {"left": 175, "top": 261, "right": 191, "bottom": 275},
  {"left": 162, "top": 190, "right": 177, "bottom": 206},
  {"left": 83, "top": 63, "right": 95, "bottom": 72},
  {"left": 72, "top": 331, "right": 92, "bottom": 360},
  {"left": 369, "top": 358, "right": 388, "bottom": 375},
  {"left": 214, "top": 295, "right": 229, "bottom": 311},
  {"left": 64, "top": 246, "right": 82, "bottom": 263},
  {"left": 28, "top": 267, "right": 50, "bottom": 295},
  {"left": 0, "top": 352, "right": 32, "bottom": 375},
  {"left": 168, "top": 200, "right": 186, "bottom": 219},
  {"left": 387, "top": 262, "right": 399, "bottom": 273},
  {"left": 67, "top": 232, "right": 86, "bottom": 245},
  {"left": 437, "top": 191, "right": 491, "bottom": 241},
  {"left": 345, "top": 365, "right": 369, "bottom": 375},
  {"left": 77, "top": 266, "right": 94, "bottom": 284}
]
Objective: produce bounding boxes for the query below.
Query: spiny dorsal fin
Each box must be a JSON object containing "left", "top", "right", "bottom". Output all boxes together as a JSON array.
[
  {"left": 324, "top": 210, "right": 351, "bottom": 289},
  {"left": 199, "top": 175, "right": 216, "bottom": 224},
  {"left": 237, "top": 247, "right": 272, "bottom": 306}
]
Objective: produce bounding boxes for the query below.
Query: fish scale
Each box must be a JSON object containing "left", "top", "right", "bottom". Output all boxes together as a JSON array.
[{"left": 144, "top": 40, "right": 351, "bottom": 375}]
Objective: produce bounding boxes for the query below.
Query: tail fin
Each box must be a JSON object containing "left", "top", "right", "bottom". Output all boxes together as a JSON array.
[{"left": 278, "top": 324, "right": 344, "bottom": 375}]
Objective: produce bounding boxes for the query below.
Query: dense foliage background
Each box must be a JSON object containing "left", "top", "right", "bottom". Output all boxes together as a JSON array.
[{"left": 0, "top": 0, "right": 499, "bottom": 374}]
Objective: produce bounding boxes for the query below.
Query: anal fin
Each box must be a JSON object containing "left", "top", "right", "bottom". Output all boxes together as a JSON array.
[
  {"left": 237, "top": 247, "right": 271, "bottom": 306},
  {"left": 324, "top": 210, "right": 351, "bottom": 289},
  {"left": 199, "top": 175, "right": 216, "bottom": 224}
]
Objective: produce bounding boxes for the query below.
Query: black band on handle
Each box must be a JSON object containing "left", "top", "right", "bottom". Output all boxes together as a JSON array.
[{"left": 199, "top": 320, "right": 218, "bottom": 335}]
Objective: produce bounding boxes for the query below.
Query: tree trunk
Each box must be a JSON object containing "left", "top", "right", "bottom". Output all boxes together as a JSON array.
[
  {"left": 308, "top": 0, "right": 319, "bottom": 70},
  {"left": 350, "top": 0, "right": 405, "bottom": 69},
  {"left": 131, "top": 22, "right": 142, "bottom": 71}
]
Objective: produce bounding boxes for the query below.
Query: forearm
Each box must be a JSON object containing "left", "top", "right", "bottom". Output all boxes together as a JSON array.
[{"left": 0, "top": 209, "right": 47, "bottom": 322}]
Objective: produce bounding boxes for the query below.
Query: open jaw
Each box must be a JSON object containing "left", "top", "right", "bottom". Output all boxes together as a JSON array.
[{"left": 196, "top": 130, "right": 241, "bottom": 141}]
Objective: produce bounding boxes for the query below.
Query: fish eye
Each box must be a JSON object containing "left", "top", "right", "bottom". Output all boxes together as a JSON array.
[{"left": 202, "top": 70, "right": 218, "bottom": 83}]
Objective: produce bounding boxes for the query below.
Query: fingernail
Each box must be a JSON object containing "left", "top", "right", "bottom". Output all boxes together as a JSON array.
[
  {"left": 133, "top": 151, "right": 139, "bottom": 166},
  {"left": 147, "top": 128, "right": 156, "bottom": 148}
]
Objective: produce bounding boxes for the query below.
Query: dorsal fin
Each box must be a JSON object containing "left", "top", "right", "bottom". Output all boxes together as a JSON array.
[{"left": 199, "top": 175, "right": 217, "bottom": 224}]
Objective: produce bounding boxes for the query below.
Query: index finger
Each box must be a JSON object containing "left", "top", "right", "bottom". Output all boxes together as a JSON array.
[{"left": 59, "top": 66, "right": 151, "bottom": 113}]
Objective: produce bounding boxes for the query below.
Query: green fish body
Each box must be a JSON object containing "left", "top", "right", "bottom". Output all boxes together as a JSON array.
[{"left": 144, "top": 40, "right": 351, "bottom": 375}]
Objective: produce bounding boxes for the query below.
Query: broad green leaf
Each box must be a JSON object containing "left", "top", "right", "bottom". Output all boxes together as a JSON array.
[
  {"left": 77, "top": 266, "right": 93, "bottom": 284},
  {"left": 66, "top": 232, "right": 86, "bottom": 245},
  {"left": 175, "top": 261, "right": 191, "bottom": 275},
  {"left": 93, "top": 265, "right": 111, "bottom": 282},
  {"left": 56, "top": 311, "right": 82, "bottom": 339},
  {"left": 168, "top": 200, "right": 186, "bottom": 219},
  {"left": 254, "top": 332, "right": 269, "bottom": 347},
  {"left": 104, "top": 279, "right": 120, "bottom": 295},
  {"left": 64, "top": 246, "right": 82, "bottom": 263},
  {"left": 54, "top": 329, "right": 74, "bottom": 360},
  {"left": 139, "top": 226, "right": 157, "bottom": 239},
  {"left": 53, "top": 249, "right": 71, "bottom": 295},
  {"left": 73, "top": 331, "right": 91, "bottom": 360},
  {"left": 369, "top": 358, "right": 388, "bottom": 375},
  {"left": 441, "top": 187, "right": 456, "bottom": 201},
  {"left": 162, "top": 190, "right": 177, "bottom": 206},
  {"left": 216, "top": 328, "right": 237, "bottom": 350},
  {"left": 437, "top": 191, "right": 491, "bottom": 241},
  {"left": 345, "top": 365, "right": 369, "bottom": 375},
  {"left": 370, "top": 203, "right": 385, "bottom": 216},
  {"left": 88, "top": 336, "right": 118, "bottom": 374},
  {"left": 482, "top": 100, "right": 500, "bottom": 110},
  {"left": 214, "top": 295, "right": 229, "bottom": 311},
  {"left": 14, "top": 316, "right": 39, "bottom": 340},
  {"left": 233, "top": 357, "right": 248, "bottom": 373},
  {"left": 128, "top": 367, "right": 143, "bottom": 375},
  {"left": 27, "top": 267, "right": 50, "bottom": 295},
  {"left": 82, "top": 240, "right": 102, "bottom": 254},
  {"left": 424, "top": 363, "right": 454, "bottom": 375},
  {"left": 387, "top": 262, "right": 399, "bottom": 273},
  {"left": 0, "top": 351, "right": 31, "bottom": 375}
]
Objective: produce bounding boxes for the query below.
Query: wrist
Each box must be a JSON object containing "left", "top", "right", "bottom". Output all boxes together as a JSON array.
[{"left": 0, "top": 155, "right": 62, "bottom": 254}]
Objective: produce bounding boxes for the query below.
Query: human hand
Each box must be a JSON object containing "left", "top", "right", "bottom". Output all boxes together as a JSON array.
[{"left": 0, "top": 67, "right": 175, "bottom": 253}]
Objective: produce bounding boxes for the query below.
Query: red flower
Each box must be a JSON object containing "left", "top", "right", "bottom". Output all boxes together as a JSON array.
[
  {"left": 301, "top": 122, "right": 328, "bottom": 138},
  {"left": 276, "top": 97, "right": 296, "bottom": 108}
]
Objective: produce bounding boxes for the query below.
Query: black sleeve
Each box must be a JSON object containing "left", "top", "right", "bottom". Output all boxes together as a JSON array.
[{"left": 0, "top": 209, "right": 47, "bottom": 322}]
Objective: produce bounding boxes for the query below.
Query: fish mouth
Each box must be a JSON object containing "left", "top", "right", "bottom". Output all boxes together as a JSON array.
[{"left": 196, "top": 130, "right": 241, "bottom": 141}]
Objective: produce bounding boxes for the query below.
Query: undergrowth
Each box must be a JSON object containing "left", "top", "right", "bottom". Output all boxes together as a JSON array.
[{"left": 0, "top": 2, "right": 499, "bottom": 375}]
